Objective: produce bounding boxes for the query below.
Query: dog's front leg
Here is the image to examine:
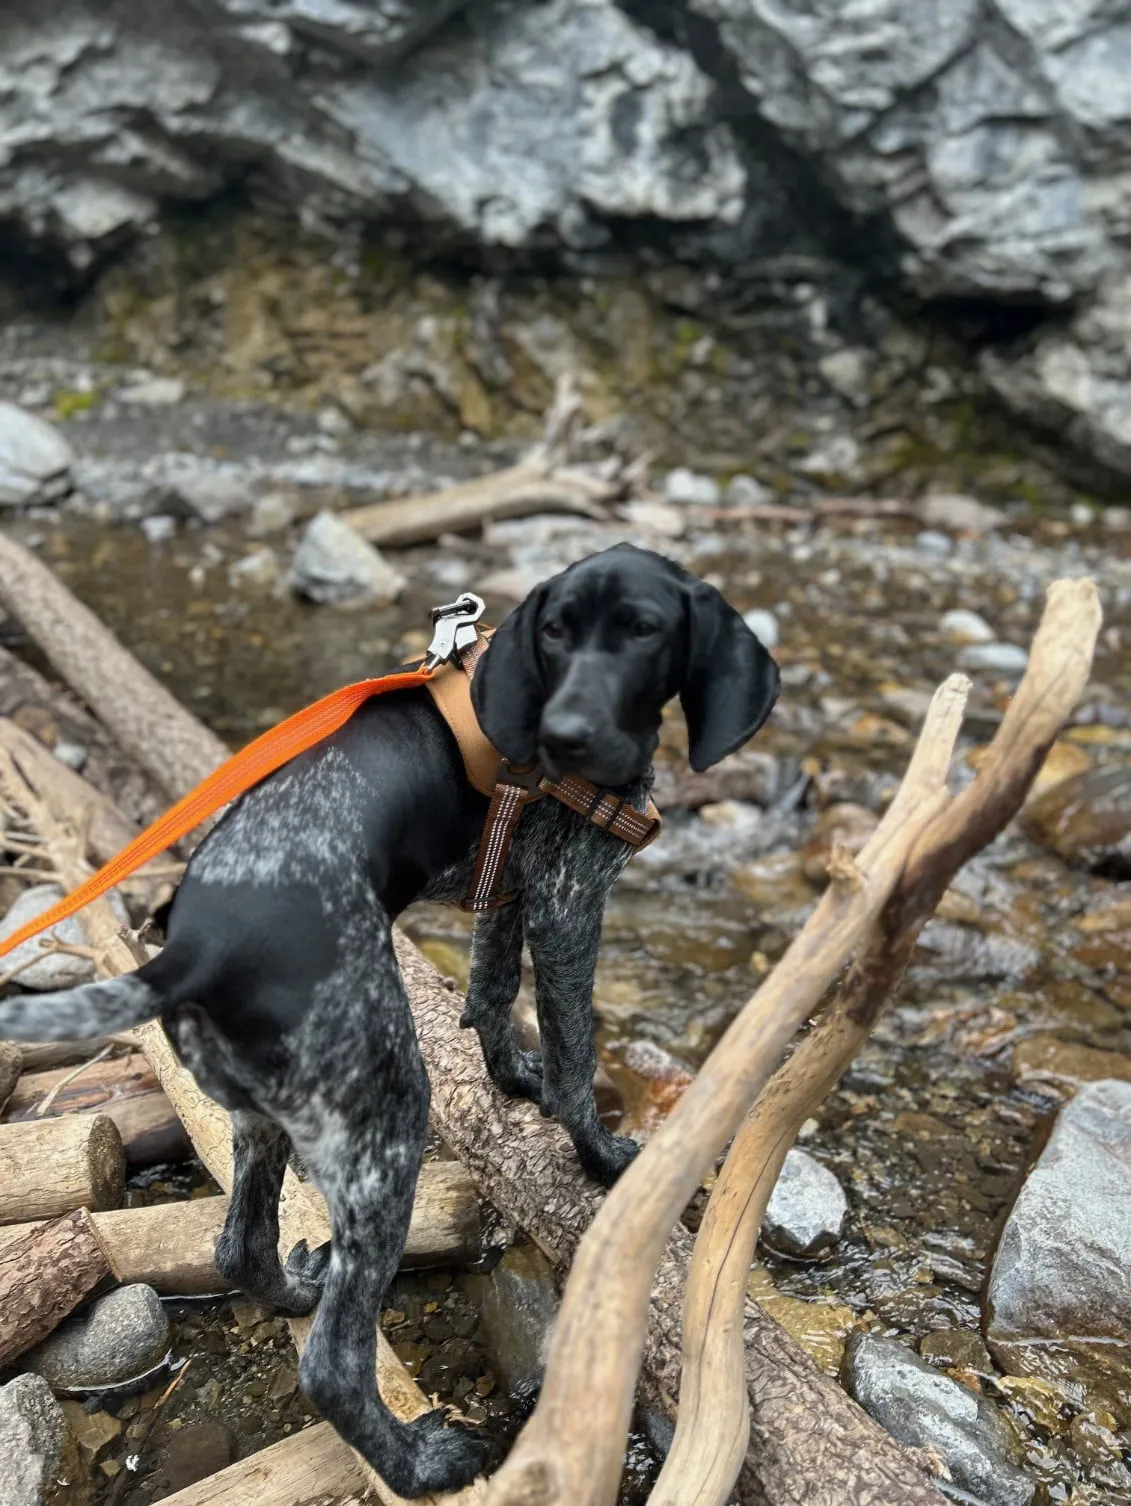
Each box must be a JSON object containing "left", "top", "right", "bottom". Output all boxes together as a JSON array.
[
  {"left": 525, "top": 903, "right": 638, "bottom": 1187},
  {"left": 460, "top": 902, "right": 543, "bottom": 1103}
]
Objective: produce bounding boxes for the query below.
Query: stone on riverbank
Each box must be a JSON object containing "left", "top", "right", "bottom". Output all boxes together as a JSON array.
[
  {"left": 0, "top": 1375, "right": 90, "bottom": 1506},
  {"left": 23, "top": 1286, "right": 171, "bottom": 1392}
]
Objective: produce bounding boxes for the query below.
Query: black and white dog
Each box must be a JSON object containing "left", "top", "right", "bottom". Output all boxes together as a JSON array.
[{"left": 0, "top": 544, "right": 778, "bottom": 1495}]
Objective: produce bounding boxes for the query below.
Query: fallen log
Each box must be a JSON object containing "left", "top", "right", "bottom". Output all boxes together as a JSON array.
[
  {"left": 3, "top": 1053, "right": 192, "bottom": 1166},
  {"left": 155, "top": 1419, "right": 368, "bottom": 1506},
  {"left": 0, "top": 1207, "right": 113, "bottom": 1366},
  {"left": 0, "top": 534, "right": 228, "bottom": 804},
  {"left": 0, "top": 1161, "right": 483, "bottom": 1295},
  {"left": 15, "top": 1037, "right": 122, "bottom": 1073},
  {"left": 0, "top": 531, "right": 950, "bottom": 1504},
  {"left": 0, "top": 1041, "right": 20, "bottom": 1112},
  {"left": 0, "top": 1114, "right": 124, "bottom": 1223}
]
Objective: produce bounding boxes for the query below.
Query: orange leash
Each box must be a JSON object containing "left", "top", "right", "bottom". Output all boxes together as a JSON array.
[{"left": 0, "top": 666, "right": 434, "bottom": 963}]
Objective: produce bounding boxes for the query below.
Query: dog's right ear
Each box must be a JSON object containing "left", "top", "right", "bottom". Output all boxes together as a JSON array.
[{"left": 471, "top": 587, "right": 548, "bottom": 764}]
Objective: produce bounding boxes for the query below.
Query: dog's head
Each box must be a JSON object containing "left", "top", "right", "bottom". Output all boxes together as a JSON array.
[{"left": 471, "top": 543, "right": 780, "bottom": 787}]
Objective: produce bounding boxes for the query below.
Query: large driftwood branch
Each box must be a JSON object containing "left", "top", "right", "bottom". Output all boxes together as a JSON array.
[
  {"left": 0, "top": 529, "right": 957, "bottom": 1505},
  {"left": 482, "top": 665, "right": 969, "bottom": 1506},
  {"left": 651, "top": 576, "right": 1102, "bottom": 1506},
  {"left": 0, "top": 739, "right": 485, "bottom": 1506}
]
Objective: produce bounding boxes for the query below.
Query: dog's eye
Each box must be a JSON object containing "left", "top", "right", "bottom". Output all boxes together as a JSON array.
[
  {"left": 541, "top": 621, "right": 566, "bottom": 643},
  {"left": 632, "top": 620, "right": 659, "bottom": 640}
]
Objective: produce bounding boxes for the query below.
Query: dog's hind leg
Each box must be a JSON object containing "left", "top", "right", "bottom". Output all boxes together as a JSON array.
[
  {"left": 214, "top": 1110, "right": 328, "bottom": 1316},
  {"left": 292, "top": 1042, "right": 489, "bottom": 1493},
  {"left": 460, "top": 902, "right": 542, "bottom": 1103}
]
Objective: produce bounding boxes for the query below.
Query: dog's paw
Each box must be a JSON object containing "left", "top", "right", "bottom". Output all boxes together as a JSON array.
[
  {"left": 277, "top": 1238, "right": 332, "bottom": 1315},
  {"left": 579, "top": 1129, "right": 640, "bottom": 1188},
  {"left": 401, "top": 1409, "right": 492, "bottom": 1494},
  {"left": 490, "top": 1047, "right": 544, "bottom": 1105}
]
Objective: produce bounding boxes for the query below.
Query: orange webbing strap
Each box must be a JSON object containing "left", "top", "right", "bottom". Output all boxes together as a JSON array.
[{"left": 0, "top": 665, "right": 435, "bottom": 963}]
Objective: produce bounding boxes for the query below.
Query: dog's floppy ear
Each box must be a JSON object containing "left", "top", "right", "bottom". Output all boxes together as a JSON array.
[
  {"left": 680, "top": 581, "right": 780, "bottom": 772},
  {"left": 471, "top": 586, "right": 548, "bottom": 763}
]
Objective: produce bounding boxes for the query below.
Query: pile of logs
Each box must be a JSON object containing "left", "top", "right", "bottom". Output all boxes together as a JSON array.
[{"left": 0, "top": 525, "right": 1102, "bottom": 1506}]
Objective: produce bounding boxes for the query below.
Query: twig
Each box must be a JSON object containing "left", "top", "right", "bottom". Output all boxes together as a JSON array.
[
  {"left": 103, "top": 1359, "right": 193, "bottom": 1506},
  {"left": 34, "top": 1042, "right": 116, "bottom": 1116}
]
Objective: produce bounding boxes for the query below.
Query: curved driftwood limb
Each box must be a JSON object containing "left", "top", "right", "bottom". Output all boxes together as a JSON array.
[
  {"left": 648, "top": 672, "right": 969, "bottom": 1506},
  {"left": 0, "top": 533, "right": 228, "bottom": 805},
  {"left": 482, "top": 676, "right": 968, "bottom": 1506},
  {"left": 652, "top": 573, "right": 1101, "bottom": 1506}
]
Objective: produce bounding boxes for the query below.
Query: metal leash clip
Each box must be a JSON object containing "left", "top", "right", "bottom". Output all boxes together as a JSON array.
[{"left": 423, "top": 592, "right": 486, "bottom": 670}]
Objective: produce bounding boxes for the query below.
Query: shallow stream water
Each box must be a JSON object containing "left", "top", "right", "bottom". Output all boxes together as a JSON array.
[{"left": 4, "top": 440, "right": 1131, "bottom": 1502}]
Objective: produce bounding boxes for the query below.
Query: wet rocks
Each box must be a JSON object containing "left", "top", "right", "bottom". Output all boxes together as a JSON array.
[
  {"left": 725, "top": 475, "right": 774, "bottom": 508},
  {"left": 940, "top": 608, "right": 994, "bottom": 644},
  {"left": 842, "top": 1334, "right": 1035, "bottom": 1506},
  {"left": 151, "top": 1421, "right": 234, "bottom": 1495},
  {"left": 289, "top": 511, "right": 405, "bottom": 606},
  {"left": 762, "top": 1148, "right": 848, "bottom": 1258},
  {"left": 0, "top": 403, "right": 73, "bottom": 508},
  {"left": 800, "top": 803, "right": 878, "bottom": 885},
  {"left": 958, "top": 642, "right": 1029, "bottom": 678},
  {"left": 0, "top": 1374, "right": 90, "bottom": 1506},
  {"left": 0, "top": 886, "right": 128, "bottom": 991},
  {"left": 114, "top": 376, "right": 185, "bottom": 407},
  {"left": 663, "top": 468, "right": 721, "bottom": 507},
  {"left": 165, "top": 465, "right": 255, "bottom": 524},
  {"left": 741, "top": 608, "right": 780, "bottom": 651},
  {"left": 1010, "top": 1034, "right": 1131, "bottom": 1091},
  {"left": 464, "top": 1243, "right": 557, "bottom": 1395},
  {"left": 1021, "top": 764, "right": 1131, "bottom": 876},
  {"left": 23, "top": 1285, "right": 171, "bottom": 1391},
  {"left": 986, "top": 1080, "right": 1131, "bottom": 1413},
  {"left": 917, "top": 496, "right": 1006, "bottom": 534}
]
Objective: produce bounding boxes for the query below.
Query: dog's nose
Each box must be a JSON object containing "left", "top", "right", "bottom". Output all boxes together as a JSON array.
[{"left": 540, "top": 713, "right": 594, "bottom": 763}]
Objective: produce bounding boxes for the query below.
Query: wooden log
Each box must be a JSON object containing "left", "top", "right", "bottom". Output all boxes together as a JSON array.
[
  {"left": 3, "top": 1053, "right": 192, "bottom": 1167},
  {"left": 154, "top": 1420, "right": 368, "bottom": 1506},
  {"left": 0, "top": 1041, "right": 21, "bottom": 1113},
  {"left": 16, "top": 1038, "right": 121, "bottom": 1073},
  {"left": 0, "top": 1207, "right": 113, "bottom": 1366},
  {"left": 0, "top": 1164, "right": 482, "bottom": 1294},
  {"left": 0, "top": 540, "right": 949, "bottom": 1506},
  {"left": 0, "top": 1114, "right": 124, "bottom": 1223},
  {"left": 0, "top": 534, "right": 228, "bottom": 804}
]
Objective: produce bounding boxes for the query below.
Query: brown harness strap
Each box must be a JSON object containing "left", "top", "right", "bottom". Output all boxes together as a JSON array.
[{"left": 424, "top": 629, "right": 662, "bottom": 912}]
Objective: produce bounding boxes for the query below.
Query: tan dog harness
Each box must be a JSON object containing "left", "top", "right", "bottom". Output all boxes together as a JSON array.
[{"left": 421, "top": 596, "right": 662, "bottom": 912}]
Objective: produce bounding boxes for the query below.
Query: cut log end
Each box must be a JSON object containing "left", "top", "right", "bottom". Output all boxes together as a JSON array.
[{"left": 87, "top": 1114, "right": 126, "bottom": 1212}]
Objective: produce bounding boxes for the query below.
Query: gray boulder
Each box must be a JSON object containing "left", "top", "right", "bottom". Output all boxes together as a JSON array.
[
  {"left": 762, "top": 1147, "right": 847, "bottom": 1257},
  {"left": 987, "top": 1080, "right": 1131, "bottom": 1414},
  {"left": 0, "top": 404, "right": 73, "bottom": 507},
  {"left": 290, "top": 510, "right": 405, "bottom": 605},
  {"left": 0, "top": 1374, "right": 90, "bottom": 1506},
  {"left": 23, "top": 1286, "right": 171, "bottom": 1392},
  {"left": 0, "top": 886, "right": 128, "bottom": 991},
  {"left": 842, "top": 1333, "right": 1035, "bottom": 1506}
]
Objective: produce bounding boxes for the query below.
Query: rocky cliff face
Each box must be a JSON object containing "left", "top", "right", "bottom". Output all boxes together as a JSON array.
[{"left": 2, "top": 0, "right": 1126, "bottom": 480}]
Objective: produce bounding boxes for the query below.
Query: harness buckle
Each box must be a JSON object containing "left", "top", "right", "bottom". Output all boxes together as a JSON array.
[{"left": 424, "top": 592, "right": 487, "bottom": 671}]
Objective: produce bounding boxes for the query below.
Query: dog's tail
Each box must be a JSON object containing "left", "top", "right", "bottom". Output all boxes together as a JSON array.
[{"left": 0, "top": 974, "right": 160, "bottom": 1042}]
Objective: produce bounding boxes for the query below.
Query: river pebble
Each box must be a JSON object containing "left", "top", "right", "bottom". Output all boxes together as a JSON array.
[
  {"left": 842, "top": 1333, "right": 1035, "bottom": 1506},
  {"left": 24, "top": 1286, "right": 171, "bottom": 1392},
  {"left": 940, "top": 608, "right": 995, "bottom": 644},
  {"left": 986, "top": 1080, "right": 1131, "bottom": 1414},
  {"left": 958, "top": 642, "right": 1030, "bottom": 677},
  {"left": 725, "top": 474, "right": 774, "bottom": 507},
  {"left": 0, "top": 1374, "right": 89, "bottom": 1506},
  {"left": 290, "top": 510, "right": 405, "bottom": 606},
  {"left": 115, "top": 376, "right": 185, "bottom": 407},
  {"left": 763, "top": 1148, "right": 848, "bottom": 1258},
  {"left": 663, "top": 467, "right": 720, "bottom": 506},
  {"left": 1021, "top": 764, "right": 1131, "bottom": 875},
  {"left": 0, "top": 402, "right": 73, "bottom": 507},
  {"left": 742, "top": 608, "right": 780, "bottom": 650}
]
